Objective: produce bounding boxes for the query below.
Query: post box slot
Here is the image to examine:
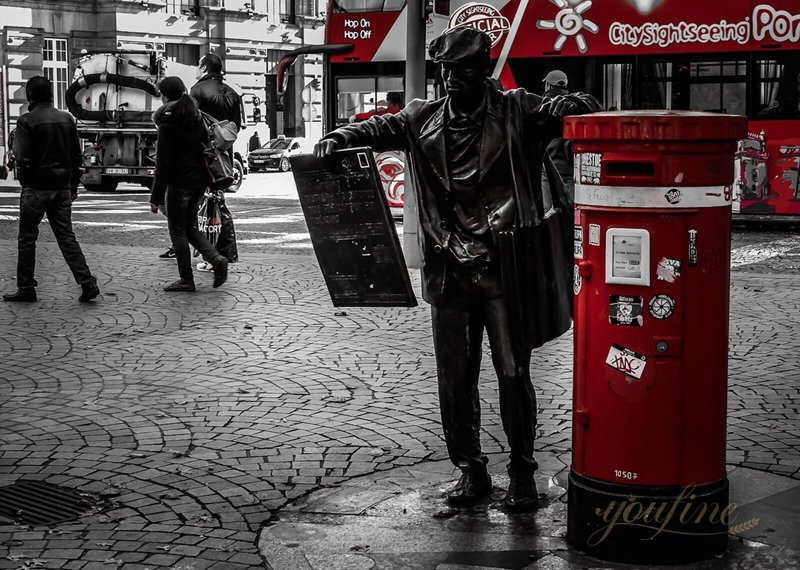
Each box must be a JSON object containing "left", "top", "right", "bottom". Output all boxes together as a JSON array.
[{"left": 604, "top": 161, "right": 655, "bottom": 178}]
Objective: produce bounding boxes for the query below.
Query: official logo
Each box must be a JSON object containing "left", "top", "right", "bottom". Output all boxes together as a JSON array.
[
  {"left": 536, "top": 0, "right": 599, "bottom": 54},
  {"left": 449, "top": 3, "right": 511, "bottom": 48}
]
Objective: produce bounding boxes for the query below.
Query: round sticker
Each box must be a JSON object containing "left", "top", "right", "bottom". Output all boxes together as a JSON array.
[
  {"left": 649, "top": 294, "right": 675, "bottom": 320},
  {"left": 573, "top": 264, "right": 581, "bottom": 295}
]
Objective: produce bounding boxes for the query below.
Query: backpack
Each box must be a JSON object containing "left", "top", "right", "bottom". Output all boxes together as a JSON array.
[{"left": 200, "top": 110, "right": 238, "bottom": 152}]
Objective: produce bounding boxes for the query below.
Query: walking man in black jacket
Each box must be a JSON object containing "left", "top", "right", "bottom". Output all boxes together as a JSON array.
[
  {"left": 190, "top": 53, "right": 240, "bottom": 265},
  {"left": 3, "top": 76, "right": 99, "bottom": 303},
  {"left": 191, "top": 53, "right": 242, "bottom": 130}
]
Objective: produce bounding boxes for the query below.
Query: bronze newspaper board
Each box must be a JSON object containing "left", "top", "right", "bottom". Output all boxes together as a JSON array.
[{"left": 290, "top": 148, "right": 417, "bottom": 307}]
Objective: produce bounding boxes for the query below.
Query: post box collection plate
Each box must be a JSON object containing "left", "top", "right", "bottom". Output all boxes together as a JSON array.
[{"left": 290, "top": 148, "right": 417, "bottom": 307}]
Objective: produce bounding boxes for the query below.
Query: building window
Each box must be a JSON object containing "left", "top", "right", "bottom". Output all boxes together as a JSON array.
[
  {"left": 166, "top": 43, "right": 201, "bottom": 66},
  {"left": 297, "top": 0, "right": 319, "bottom": 17},
  {"left": 280, "top": 0, "right": 296, "bottom": 23},
  {"left": 166, "top": 0, "right": 200, "bottom": 16},
  {"left": 267, "top": 49, "right": 289, "bottom": 74},
  {"left": 42, "top": 38, "right": 68, "bottom": 110}
]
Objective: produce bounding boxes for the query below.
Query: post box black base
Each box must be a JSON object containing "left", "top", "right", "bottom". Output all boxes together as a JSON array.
[{"left": 568, "top": 471, "right": 729, "bottom": 565}]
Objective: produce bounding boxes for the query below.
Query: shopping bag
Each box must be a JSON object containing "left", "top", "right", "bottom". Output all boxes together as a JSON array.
[
  {"left": 216, "top": 196, "right": 239, "bottom": 262},
  {"left": 194, "top": 192, "right": 222, "bottom": 257}
]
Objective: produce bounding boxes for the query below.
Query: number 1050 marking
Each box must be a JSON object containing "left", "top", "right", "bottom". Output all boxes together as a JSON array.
[{"left": 614, "top": 469, "right": 638, "bottom": 480}]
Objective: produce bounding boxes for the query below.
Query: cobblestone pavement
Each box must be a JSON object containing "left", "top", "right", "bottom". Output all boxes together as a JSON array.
[{"left": 0, "top": 221, "right": 798, "bottom": 568}]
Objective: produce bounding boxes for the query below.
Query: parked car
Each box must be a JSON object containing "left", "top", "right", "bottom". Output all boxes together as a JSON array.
[{"left": 248, "top": 136, "right": 312, "bottom": 172}]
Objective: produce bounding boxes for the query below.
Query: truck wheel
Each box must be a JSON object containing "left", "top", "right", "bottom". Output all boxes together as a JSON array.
[
  {"left": 279, "top": 157, "right": 291, "bottom": 172},
  {"left": 227, "top": 159, "right": 243, "bottom": 193}
]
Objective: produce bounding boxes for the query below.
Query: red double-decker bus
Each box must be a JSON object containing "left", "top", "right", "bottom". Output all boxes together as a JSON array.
[{"left": 319, "top": 0, "right": 800, "bottom": 215}]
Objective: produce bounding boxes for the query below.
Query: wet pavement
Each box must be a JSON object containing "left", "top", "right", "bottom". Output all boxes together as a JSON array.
[
  {"left": 0, "top": 178, "right": 799, "bottom": 568},
  {"left": 260, "top": 452, "right": 800, "bottom": 569}
]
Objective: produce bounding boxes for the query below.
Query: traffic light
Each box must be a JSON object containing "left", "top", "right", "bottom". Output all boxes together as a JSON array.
[{"left": 423, "top": 0, "right": 433, "bottom": 18}]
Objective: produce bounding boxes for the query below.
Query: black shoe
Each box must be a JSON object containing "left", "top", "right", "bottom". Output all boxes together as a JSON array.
[
  {"left": 212, "top": 256, "right": 229, "bottom": 288},
  {"left": 446, "top": 469, "right": 492, "bottom": 506},
  {"left": 159, "top": 247, "right": 176, "bottom": 259},
  {"left": 3, "top": 289, "right": 37, "bottom": 302},
  {"left": 504, "top": 474, "right": 538, "bottom": 512},
  {"left": 164, "top": 279, "right": 196, "bottom": 292},
  {"left": 79, "top": 283, "right": 100, "bottom": 303}
]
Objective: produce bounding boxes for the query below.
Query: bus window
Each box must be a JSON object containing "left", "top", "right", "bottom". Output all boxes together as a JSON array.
[
  {"left": 332, "top": 0, "right": 404, "bottom": 12},
  {"left": 604, "top": 63, "right": 634, "bottom": 111},
  {"left": 336, "top": 76, "right": 404, "bottom": 125},
  {"left": 687, "top": 60, "right": 746, "bottom": 115},
  {"left": 755, "top": 53, "right": 800, "bottom": 119},
  {"left": 638, "top": 61, "right": 672, "bottom": 110}
]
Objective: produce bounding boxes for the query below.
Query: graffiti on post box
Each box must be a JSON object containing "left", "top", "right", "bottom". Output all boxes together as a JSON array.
[
  {"left": 609, "top": 295, "right": 643, "bottom": 326},
  {"left": 656, "top": 257, "right": 682, "bottom": 283},
  {"left": 606, "top": 344, "right": 647, "bottom": 379}
]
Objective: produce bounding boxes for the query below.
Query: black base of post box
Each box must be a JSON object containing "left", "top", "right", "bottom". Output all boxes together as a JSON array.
[{"left": 567, "top": 471, "right": 729, "bottom": 564}]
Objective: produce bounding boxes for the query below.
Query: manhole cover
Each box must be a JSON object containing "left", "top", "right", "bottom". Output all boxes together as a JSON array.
[{"left": 0, "top": 481, "right": 101, "bottom": 526}]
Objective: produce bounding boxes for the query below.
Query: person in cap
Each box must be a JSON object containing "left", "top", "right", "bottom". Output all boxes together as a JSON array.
[
  {"left": 541, "top": 70, "right": 576, "bottom": 207},
  {"left": 3, "top": 76, "right": 100, "bottom": 303},
  {"left": 315, "top": 27, "right": 600, "bottom": 511},
  {"left": 543, "top": 69, "right": 569, "bottom": 98}
]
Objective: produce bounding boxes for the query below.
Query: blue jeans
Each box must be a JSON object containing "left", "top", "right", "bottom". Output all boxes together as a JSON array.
[{"left": 16, "top": 187, "right": 94, "bottom": 290}]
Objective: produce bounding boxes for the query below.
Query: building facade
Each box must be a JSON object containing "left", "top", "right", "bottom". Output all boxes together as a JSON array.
[{"left": 0, "top": 0, "right": 325, "bottom": 152}]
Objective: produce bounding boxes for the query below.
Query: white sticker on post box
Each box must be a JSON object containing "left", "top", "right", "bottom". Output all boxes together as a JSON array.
[
  {"left": 605, "top": 228, "right": 651, "bottom": 286},
  {"left": 606, "top": 344, "right": 647, "bottom": 380}
]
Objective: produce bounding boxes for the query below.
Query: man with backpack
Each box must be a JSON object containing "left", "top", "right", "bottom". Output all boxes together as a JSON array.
[
  {"left": 192, "top": 54, "right": 243, "bottom": 130},
  {"left": 186, "top": 53, "right": 240, "bottom": 266}
]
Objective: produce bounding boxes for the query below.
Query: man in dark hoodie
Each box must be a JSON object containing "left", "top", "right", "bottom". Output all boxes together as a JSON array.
[
  {"left": 3, "top": 76, "right": 99, "bottom": 303},
  {"left": 149, "top": 76, "right": 228, "bottom": 292}
]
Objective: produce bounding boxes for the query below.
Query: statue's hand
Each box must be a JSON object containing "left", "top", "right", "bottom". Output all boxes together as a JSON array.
[
  {"left": 544, "top": 95, "right": 578, "bottom": 118},
  {"left": 314, "top": 139, "right": 340, "bottom": 158}
]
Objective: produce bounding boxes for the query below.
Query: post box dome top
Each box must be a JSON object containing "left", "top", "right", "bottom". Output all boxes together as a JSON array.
[{"left": 563, "top": 110, "right": 748, "bottom": 142}]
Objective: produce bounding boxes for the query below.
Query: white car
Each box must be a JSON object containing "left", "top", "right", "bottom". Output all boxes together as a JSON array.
[{"left": 248, "top": 136, "right": 312, "bottom": 172}]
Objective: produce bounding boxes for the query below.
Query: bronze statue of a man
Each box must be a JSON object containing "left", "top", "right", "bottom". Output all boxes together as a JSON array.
[{"left": 315, "top": 27, "right": 600, "bottom": 511}]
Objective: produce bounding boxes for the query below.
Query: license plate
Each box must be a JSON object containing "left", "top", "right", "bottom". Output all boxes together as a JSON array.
[{"left": 105, "top": 167, "right": 129, "bottom": 174}]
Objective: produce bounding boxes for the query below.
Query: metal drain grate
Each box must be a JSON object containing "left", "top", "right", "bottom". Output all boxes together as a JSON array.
[{"left": 0, "top": 481, "right": 98, "bottom": 526}]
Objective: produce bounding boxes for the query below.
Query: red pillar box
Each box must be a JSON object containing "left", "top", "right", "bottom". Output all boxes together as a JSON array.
[{"left": 563, "top": 112, "right": 748, "bottom": 564}]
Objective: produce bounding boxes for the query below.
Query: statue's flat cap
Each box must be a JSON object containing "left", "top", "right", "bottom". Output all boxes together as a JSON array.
[{"left": 428, "top": 27, "right": 491, "bottom": 64}]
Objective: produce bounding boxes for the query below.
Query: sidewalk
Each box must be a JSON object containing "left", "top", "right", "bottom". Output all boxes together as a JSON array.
[
  {"left": 260, "top": 452, "right": 800, "bottom": 569},
  {"left": 0, "top": 240, "right": 798, "bottom": 569}
]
